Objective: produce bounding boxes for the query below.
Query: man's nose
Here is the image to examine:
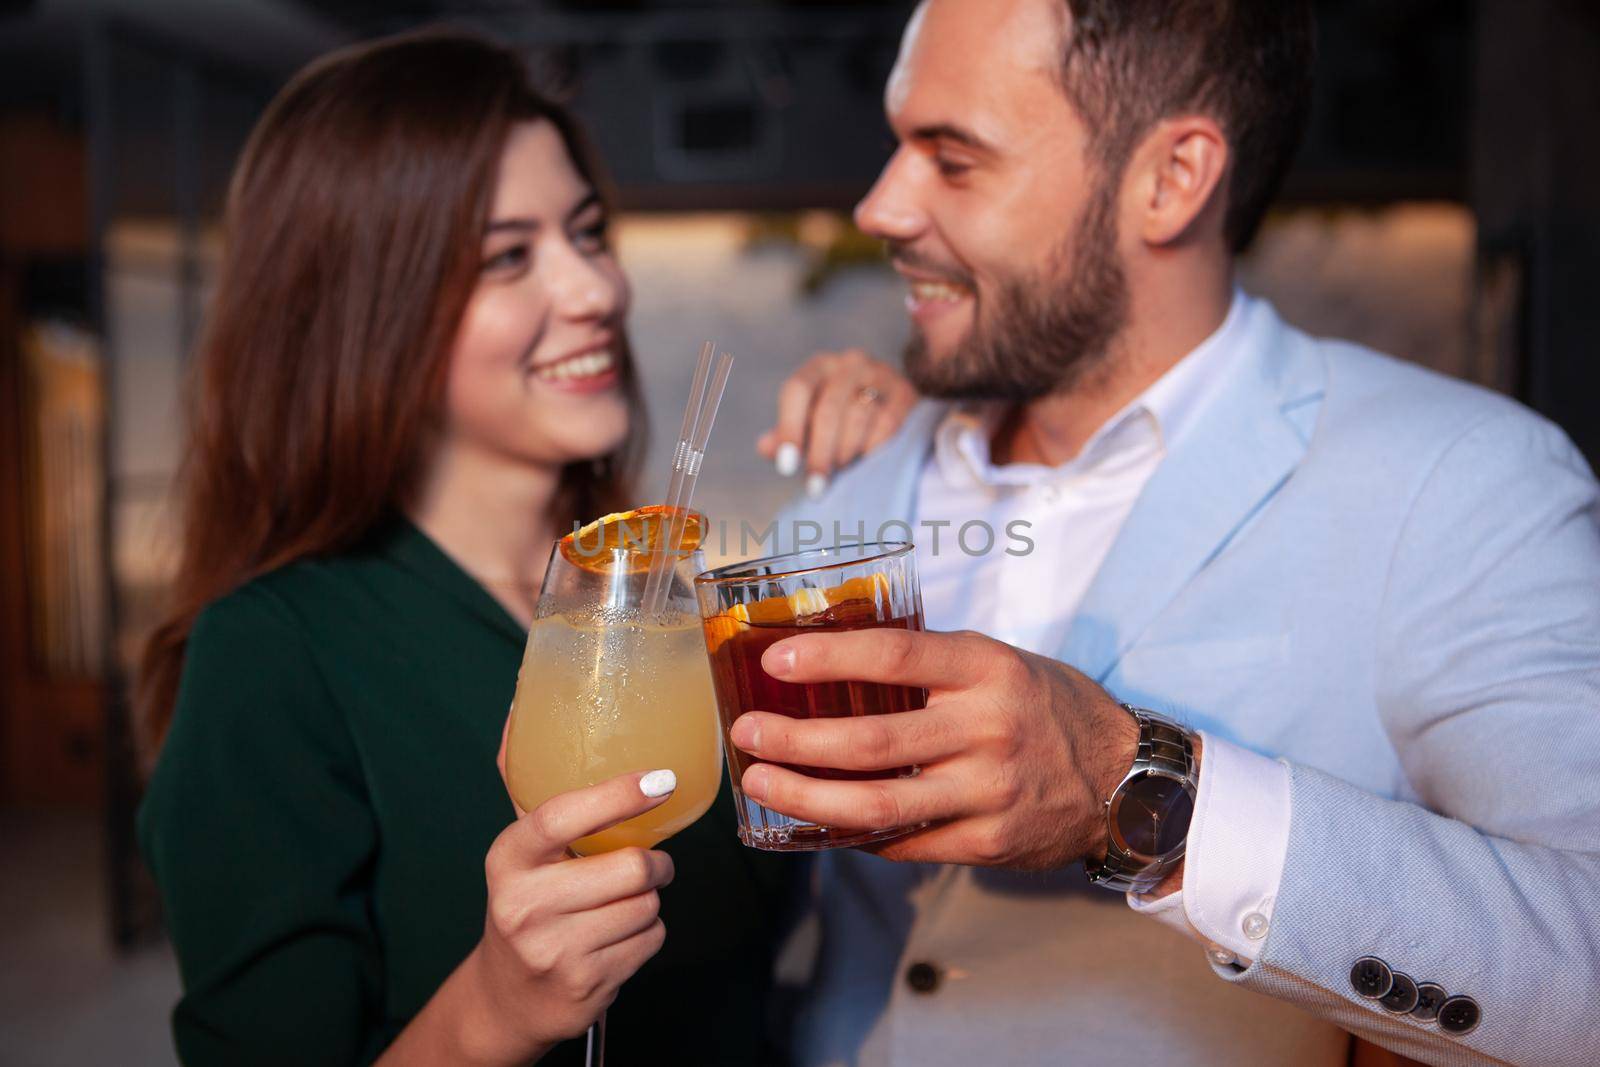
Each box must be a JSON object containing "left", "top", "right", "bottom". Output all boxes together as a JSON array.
[{"left": 854, "top": 150, "right": 927, "bottom": 243}]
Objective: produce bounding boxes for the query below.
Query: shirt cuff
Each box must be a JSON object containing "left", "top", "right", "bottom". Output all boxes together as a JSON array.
[{"left": 1126, "top": 731, "right": 1292, "bottom": 965}]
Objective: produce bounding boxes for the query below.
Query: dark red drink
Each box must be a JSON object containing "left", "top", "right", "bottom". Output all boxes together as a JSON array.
[
  {"left": 706, "top": 598, "right": 927, "bottom": 787},
  {"left": 697, "top": 547, "right": 929, "bottom": 851}
]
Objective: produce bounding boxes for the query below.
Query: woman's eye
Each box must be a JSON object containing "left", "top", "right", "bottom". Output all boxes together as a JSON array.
[
  {"left": 483, "top": 244, "right": 530, "bottom": 272},
  {"left": 573, "top": 221, "right": 610, "bottom": 254}
]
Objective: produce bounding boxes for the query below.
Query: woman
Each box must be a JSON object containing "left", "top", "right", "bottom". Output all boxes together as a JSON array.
[{"left": 136, "top": 30, "right": 910, "bottom": 1066}]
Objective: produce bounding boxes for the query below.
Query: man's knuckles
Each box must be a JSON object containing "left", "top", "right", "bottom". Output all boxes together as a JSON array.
[
  {"left": 862, "top": 781, "right": 904, "bottom": 828},
  {"left": 854, "top": 716, "right": 899, "bottom": 768},
  {"left": 876, "top": 627, "right": 921, "bottom": 678},
  {"left": 959, "top": 819, "right": 1015, "bottom": 866},
  {"left": 990, "top": 641, "right": 1038, "bottom": 689},
  {"left": 985, "top": 761, "right": 1026, "bottom": 813}
]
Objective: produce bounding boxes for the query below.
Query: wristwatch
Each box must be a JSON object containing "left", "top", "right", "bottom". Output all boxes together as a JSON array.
[{"left": 1083, "top": 705, "right": 1200, "bottom": 894}]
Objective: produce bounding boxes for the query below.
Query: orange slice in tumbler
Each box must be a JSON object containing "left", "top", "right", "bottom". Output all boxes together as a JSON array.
[
  {"left": 702, "top": 614, "right": 747, "bottom": 655},
  {"left": 729, "top": 596, "right": 797, "bottom": 625},
  {"left": 823, "top": 572, "right": 892, "bottom": 607},
  {"left": 726, "top": 570, "right": 893, "bottom": 625},
  {"left": 558, "top": 505, "right": 705, "bottom": 574}
]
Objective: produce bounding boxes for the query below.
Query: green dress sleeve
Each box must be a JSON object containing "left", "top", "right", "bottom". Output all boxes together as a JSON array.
[{"left": 139, "top": 584, "right": 388, "bottom": 1066}]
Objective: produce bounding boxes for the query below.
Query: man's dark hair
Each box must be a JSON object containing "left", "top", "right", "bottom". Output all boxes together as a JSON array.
[{"left": 1059, "top": 0, "right": 1316, "bottom": 252}]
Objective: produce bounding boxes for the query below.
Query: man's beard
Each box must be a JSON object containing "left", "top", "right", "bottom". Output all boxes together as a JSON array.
[{"left": 900, "top": 178, "right": 1128, "bottom": 402}]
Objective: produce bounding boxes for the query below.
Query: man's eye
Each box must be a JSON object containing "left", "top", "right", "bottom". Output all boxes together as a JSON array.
[
  {"left": 483, "top": 245, "right": 530, "bottom": 272},
  {"left": 935, "top": 157, "right": 972, "bottom": 179}
]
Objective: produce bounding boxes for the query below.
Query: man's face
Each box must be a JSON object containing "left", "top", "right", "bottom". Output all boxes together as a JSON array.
[{"left": 856, "top": 0, "right": 1127, "bottom": 401}]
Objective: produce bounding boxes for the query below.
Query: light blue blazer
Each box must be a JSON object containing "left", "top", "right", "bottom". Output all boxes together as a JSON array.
[{"left": 776, "top": 297, "right": 1600, "bottom": 1067}]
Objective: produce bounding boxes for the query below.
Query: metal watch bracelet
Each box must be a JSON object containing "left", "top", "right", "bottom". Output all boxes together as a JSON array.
[{"left": 1083, "top": 705, "right": 1198, "bottom": 894}]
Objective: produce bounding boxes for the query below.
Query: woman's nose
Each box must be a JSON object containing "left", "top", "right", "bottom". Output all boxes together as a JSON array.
[{"left": 548, "top": 243, "right": 624, "bottom": 321}]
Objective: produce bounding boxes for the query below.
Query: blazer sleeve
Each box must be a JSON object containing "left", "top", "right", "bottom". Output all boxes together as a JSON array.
[
  {"left": 1213, "top": 411, "right": 1600, "bottom": 1067},
  {"left": 138, "top": 584, "right": 386, "bottom": 1066}
]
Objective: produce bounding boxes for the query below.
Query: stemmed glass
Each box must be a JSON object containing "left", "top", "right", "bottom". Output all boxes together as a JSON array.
[{"left": 502, "top": 527, "right": 723, "bottom": 1064}]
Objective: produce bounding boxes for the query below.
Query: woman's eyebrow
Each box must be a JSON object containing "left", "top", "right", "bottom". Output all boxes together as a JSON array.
[
  {"left": 485, "top": 192, "right": 601, "bottom": 235},
  {"left": 565, "top": 191, "right": 602, "bottom": 224},
  {"left": 486, "top": 217, "right": 538, "bottom": 234}
]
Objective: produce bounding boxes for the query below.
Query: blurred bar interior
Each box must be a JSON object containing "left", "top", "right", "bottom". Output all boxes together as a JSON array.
[{"left": 2, "top": 0, "right": 1598, "bottom": 1061}]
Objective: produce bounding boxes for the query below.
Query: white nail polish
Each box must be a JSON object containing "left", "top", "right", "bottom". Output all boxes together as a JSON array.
[
  {"left": 640, "top": 769, "right": 677, "bottom": 797},
  {"left": 775, "top": 442, "right": 801, "bottom": 478},
  {"left": 806, "top": 472, "right": 829, "bottom": 499}
]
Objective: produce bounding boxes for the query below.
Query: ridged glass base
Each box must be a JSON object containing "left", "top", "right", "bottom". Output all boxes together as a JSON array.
[{"left": 734, "top": 794, "right": 924, "bottom": 851}]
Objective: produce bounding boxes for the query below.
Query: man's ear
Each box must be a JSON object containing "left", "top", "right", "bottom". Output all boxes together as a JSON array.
[{"left": 1126, "top": 115, "right": 1230, "bottom": 247}]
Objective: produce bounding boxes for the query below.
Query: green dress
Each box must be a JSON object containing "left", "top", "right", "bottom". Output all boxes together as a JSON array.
[{"left": 138, "top": 520, "right": 793, "bottom": 1066}]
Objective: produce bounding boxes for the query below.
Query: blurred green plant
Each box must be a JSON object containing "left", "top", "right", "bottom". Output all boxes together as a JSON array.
[{"left": 742, "top": 211, "right": 893, "bottom": 296}]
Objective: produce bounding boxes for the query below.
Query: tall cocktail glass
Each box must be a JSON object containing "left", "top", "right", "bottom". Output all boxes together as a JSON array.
[{"left": 504, "top": 523, "right": 721, "bottom": 1064}]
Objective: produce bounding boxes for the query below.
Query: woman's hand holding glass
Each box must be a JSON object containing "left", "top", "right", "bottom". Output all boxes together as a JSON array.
[{"left": 460, "top": 768, "right": 677, "bottom": 1064}]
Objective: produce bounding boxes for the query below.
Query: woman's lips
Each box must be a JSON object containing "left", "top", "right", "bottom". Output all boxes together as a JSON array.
[{"left": 531, "top": 349, "right": 620, "bottom": 394}]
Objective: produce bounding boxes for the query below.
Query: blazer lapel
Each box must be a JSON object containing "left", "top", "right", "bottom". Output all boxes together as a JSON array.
[{"left": 1059, "top": 302, "right": 1326, "bottom": 681}]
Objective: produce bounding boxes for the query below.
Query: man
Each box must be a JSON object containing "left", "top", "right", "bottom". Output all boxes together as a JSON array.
[{"left": 747, "top": 1, "right": 1600, "bottom": 1065}]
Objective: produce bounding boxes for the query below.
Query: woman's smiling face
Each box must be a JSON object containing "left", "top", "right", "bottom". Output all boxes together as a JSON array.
[{"left": 442, "top": 119, "right": 633, "bottom": 469}]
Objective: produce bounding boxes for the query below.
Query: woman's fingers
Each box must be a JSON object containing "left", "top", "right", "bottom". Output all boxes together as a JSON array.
[
  {"left": 830, "top": 380, "right": 880, "bottom": 470},
  {"left": 863, "top": 377, "right": 918, "bottom": 453},
  {"left": 475, "top": 779, "right": 679, "bottom": 1050},
  {"left": 590, "top": 917, "right": 668, "bottom": 981},
  {"left": 764, "top": 350, "right": 919, "bottom": 485},
  {"left": 495, "top": 770, "right": 676, "bottom": 868},
  {"left": 766, "top": 359, "right": 827, "bottom": 471},
  {"left": 803, "top": 372, "right": 857, "bottom": 480},
  {"left": 545, "top": 847, "right": 676, "bottom": 914},
  {"left": 569, "top": 888, "right": 666, "bottom": 951}
]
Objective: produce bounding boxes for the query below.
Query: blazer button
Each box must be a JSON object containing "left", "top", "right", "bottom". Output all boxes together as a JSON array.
[
  {"left": 1378, "top": 972, "right": 1419, "bottom": 1014},
  {"left": 1350, "top": 956, "right": 1393, "bottom": 1000},
  {"left": 1438, "top": 995, "right": 1481, "bottom": 1036},
  {"left": 1410, "top": 982, "right": 1447, "bottom": 1023},
  {"left": 906, "top": 961, "right": 942, "bottom": 994}
]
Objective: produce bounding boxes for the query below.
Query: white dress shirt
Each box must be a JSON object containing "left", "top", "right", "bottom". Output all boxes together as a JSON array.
[{"left": 915, "top": 290, "right": 1292, "bottom": 965}]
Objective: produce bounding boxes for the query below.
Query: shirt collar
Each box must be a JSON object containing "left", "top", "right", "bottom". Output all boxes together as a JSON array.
[
  {"left": 1138, "top": 286, "right": 1251, "bottom": 452},
  {"left": 932, "top": 288, "right": 1251, "bottom": 488}
]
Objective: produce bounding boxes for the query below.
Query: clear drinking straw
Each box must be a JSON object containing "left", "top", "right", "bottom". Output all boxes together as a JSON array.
[
  {"left": 641, "top": 345, "right": 734, "bottom": 615},
  {"left": 660, "top": 342, "right": 714, "bottom": 528}
]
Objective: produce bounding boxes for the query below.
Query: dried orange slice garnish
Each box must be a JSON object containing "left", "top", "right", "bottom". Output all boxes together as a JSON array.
[{"left": 558, "top": 505, "right": 704, "bottom": 574}]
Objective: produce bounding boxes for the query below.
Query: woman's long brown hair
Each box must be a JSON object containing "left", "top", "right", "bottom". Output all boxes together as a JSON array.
[{"left": 137, "top": 30, "right": 643, "bottom": 755}]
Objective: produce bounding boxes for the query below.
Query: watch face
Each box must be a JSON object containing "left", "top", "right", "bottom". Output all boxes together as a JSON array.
[{"left": 1112, "top": 771, "right": 1194, "bottom": 858}]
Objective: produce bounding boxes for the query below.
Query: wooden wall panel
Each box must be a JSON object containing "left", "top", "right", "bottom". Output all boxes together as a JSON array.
[{"left": 0, "top": 119, "right": 106, "bottom": 809}]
